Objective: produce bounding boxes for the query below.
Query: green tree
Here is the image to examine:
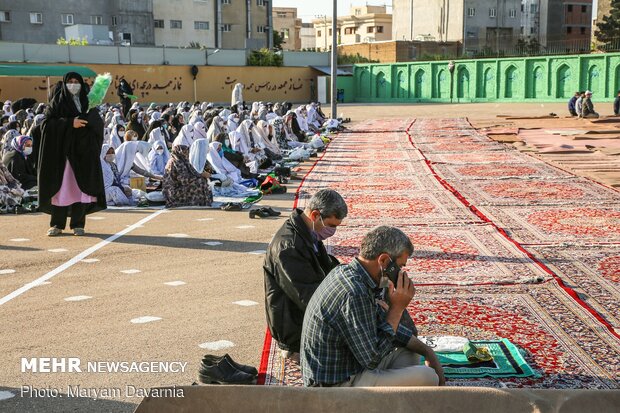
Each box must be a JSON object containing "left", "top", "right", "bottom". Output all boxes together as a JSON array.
[
  {"left": 247, "top": 48, "right": 283, "bottom": 66},
  {"left": 595, "top": 0, "right": 620, "bottom": 49},
  {"left": 273, "top": 31, "right": 284, "bottom": 51}
]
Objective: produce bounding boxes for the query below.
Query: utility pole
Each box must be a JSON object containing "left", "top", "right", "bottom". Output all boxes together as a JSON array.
[{"left": 331, "top": 0, "right": 337, "bottom": 118}]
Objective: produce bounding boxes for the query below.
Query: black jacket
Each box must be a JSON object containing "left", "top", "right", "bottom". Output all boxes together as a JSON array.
[
  {"left": 3, "top": 151, "right": 37, "bottom": 190},
  {"left": 264, "top": 209, "right": 339, "bottom": 352}
]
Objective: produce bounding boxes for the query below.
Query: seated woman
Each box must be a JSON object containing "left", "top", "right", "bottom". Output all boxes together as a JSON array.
[
  {"left": 163, "top": 142, "right": 212, "bottom": 208},
  {"left": 0, "top": 162, "right": 24, "bottom": 211},
  {"left": 3, "top": 135, "right": 37, "bottom": 190},
  {"left": 100, "top": 144, "right": 135, "bottom": 206},
  {"left": 206, "top": 141, "right": 243, "bottom": 183},
  {"left": 283, "top": 111, "right": 308, "bottom": 144},
  {"left": 193, "top": 121, "right": 208, "bottom": 141},
  {"left": 126, "top": 111, "right": 146, "bottom": 140},
  {"left": 207, "top": 116, "right": 227, "bottom": 142},
  {"left": 214, "top": 132, "right": 252, "bottom": 178},
  {"left": 109, "top": 124, "right": 126, "bottom": 149},
  {"left": 148, "top": 141, "right": 169, "bottom": 177},
  {"left": 254, "top": 120, "right": 282, "bottom": 161},
  {"left": 233, "top": 120, "right": 270, "bottom": 173},
  {"left": 173, "top": 124, "right": 195, "bottom": 148},
  {"left": 115, "top": 141, "right": 163, "bottom": 187}
]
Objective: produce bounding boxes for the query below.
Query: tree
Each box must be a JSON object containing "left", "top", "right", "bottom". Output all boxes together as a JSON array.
[
  {"left": 595, "top": 0, "right": 620, "bottom": 49},
  {"left": 247, "top": 48, "right": 283, "bottom": 66},
  {"left": 273, "top": 31, "right": 284, "bottom": 51}
]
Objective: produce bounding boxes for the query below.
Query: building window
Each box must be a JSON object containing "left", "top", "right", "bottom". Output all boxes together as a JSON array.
[
  {"left": 90, "top": 15, "right": 103, "bottom": 25},
  {"left": 222, "top": 23, "right": 232, "bottom": 32},
  {"left": 170, "top": 20, "right": 182, "bottom": 29},
  {"left": 355, "top": 9, "right": 361, "bottom": 16},
  {"left": 367, "top": 26, "right": 374, "bottom": 33},
  {"left": 530, "top": 27, "right": 535, "bottom": 34},
  {"left": 328, "top": 28, "right": 332, "bottom": 35},
  {"left": 509, "top": 9, "right": 516, "bottom": 18},
  {"left": 154, "top": 19, "right": 164, "bottom": 28},
  {"left": 195, "top": 21, "right": 209, "bottom": 30},
  {"left": 222, "top": 0, "right": 230, "bottom": 3},
  {"left": 30, "top": 12, "right": 43, "bottom": 24},
  {"left": 567, "top": 26, "right": 572, "bottom": 34},
  {"left": 567, "top": 5, "right": 573, "bottom": 12},
  {"left": 257, "top": 25, "right": 266, "bottom": 33},
  {"left": 61, "top": 13, "right": 73, "bottom": 25},
  {"left": 257, "top": 0, "right": 267, "bottom": 6},
  {"left": 281, "top": 28, "right": 289, "bottom": 39},
  {"left": 580, "top": 27, "right": 586, "bottom": 34},
  {"left": 277, "top": 12, "right": 287, "bottom": 18},
  {"left": 344, "top": 27, "right": 357, "bottom": 35},
  {"left": 581, "top": 5, "right": 587, "bottom": 13},
  {"left": 468, "top": 8, "right": 475, "bottom": 17},
  {"left": 489, "top": 8, "right": 496, "bottom": 18},
  {"left": 531, "top": 4, "right": 537, "bottom": 13},
  {"left": 111, "top": 16, "right": 118, "bottom": 26},
  {"left": 317, "top": 30, "right": 321, "bottom": 37},
  {"left": 0, "top": 11, "right": 10, "bottom": 22},
  {"left": 376, "top": 26, "right": 383, "bottom": 33}
]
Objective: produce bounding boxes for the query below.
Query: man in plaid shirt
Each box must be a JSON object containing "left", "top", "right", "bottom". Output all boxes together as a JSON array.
[{"left": 301, "top": 226, "right": 445, "bottom": 387}]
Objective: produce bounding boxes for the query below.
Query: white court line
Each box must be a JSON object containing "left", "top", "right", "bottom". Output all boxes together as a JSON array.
[{"left": 0, "top": 210, "right": 166, "bottom": 306}]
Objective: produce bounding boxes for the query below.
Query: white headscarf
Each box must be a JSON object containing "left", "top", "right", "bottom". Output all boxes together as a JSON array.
[
  {"left": 207, "top": 116, "right": 226, "bottom": 142},
  {"left": 194, "top": 121, "right": 208, "bottom": 141},
  {"left": 172, "top": 124, "right": 195, "bottom": 148},
  {"left": 100, "top": 143, "right": 116, "bottom": 189},
  {"left": 207, "top": 141, "right": 242, "bottom": 182},
  {"left": 306, "top": 104, "right": 321, "bottom": 129},
  {"left": 115, "top": 141, "right": 152, "bottom": 182},
  {"left": 109, "top": 124, "right": 125, "bottom": 149},
  {"left": 231, "top": 83, "right": 244, "bottom": 107},
  {"left": 227, "top": 113, "right": 240, "bottom": 132},
  {"left": 219, "top": 109, "right": 231, "bottom": 119},
  {"left": 189, "top": 138, "right": 210, "bottom": 173},
  {"left": 294, "top": 106, "right": 309, "bottom": 132},
  {"left": 254, "top": 120, "right": 280, "bottom": 155},
  {"left": 148, "top": 140, "right": 169, "bottom": 176},
  {"left": 189, "top": 110, "right": 203, "bottom": 126},
  {"left": 236, "top": 119, "right": 257, "bottom": 155},
  {"left": 149, "top": 111, "right": 162, "bottom": 125}
]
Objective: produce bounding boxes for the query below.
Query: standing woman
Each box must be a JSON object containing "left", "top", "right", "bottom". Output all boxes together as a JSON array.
[
  {"left": 117, "top": 79, "right": 133, "bottom": 119},
  {"left": 39, "top": 72, "right": 106, "bottom": 236}
]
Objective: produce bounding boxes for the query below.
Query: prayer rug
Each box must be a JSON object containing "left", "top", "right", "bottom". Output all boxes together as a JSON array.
[
  {"left": 475, "top": 205, "right": 620, "bottom": 245},
  {"left": 328, "top": 224, "right": 550, "bottom": 285},
  {"left": 433, "top": 162, "right": 572, "bottom": 181},
  {"left": 426, "top": 152, "right": 530, "bottom": 165},
  {"left": 528, "top": 245, "right": 620, "bottom": 328},
  {"left": 427, "top": 339, "right": 539, "bottom": 379},
  {"left": 450, "top": 178, "right": 620, "bottom": 206}
]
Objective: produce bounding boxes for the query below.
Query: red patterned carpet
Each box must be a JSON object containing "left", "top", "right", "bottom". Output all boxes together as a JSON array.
[{"left": 259, "top": 118, "right": 620, "bottom": 388}]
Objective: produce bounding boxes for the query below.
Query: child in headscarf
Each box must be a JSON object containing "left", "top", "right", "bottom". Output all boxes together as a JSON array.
[{"left": 3, "top": 135, "right": 37, "bottom": 190}]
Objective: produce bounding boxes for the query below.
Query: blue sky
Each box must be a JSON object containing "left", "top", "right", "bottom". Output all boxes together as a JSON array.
[{"left": 272, "top": 1, "right": 393, "bottom": 22}]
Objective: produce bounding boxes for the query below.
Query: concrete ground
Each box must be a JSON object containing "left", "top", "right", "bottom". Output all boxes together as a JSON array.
[{"left": 0, "top": 102, "right": 618, "bottom": 412}]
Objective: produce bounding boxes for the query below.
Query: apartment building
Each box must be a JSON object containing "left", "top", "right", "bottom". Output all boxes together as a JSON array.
[
  {"left": 313, "top": 5, "right": 392, "bottom": 52},
  {"left": 272, "top": 7, "right": 301, "bottom": 50},
  {"left": 300, "top": 22, "right": 315, "bottom": 50},
  {"left": 0, "top": 0, "right": 154, "bottom": 45},
  {"left": 153, "top": 0, "right": 215, "bottom": 48},
  {"left": 217, "top": 0, "right": 272, "bottom": 50}
]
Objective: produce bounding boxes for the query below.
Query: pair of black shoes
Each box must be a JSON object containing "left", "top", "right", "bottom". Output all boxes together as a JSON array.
[
  {"left": 198, "top": 354, "right": 258, "bottom": 385},
  {"left": 220, "top": 202, "right": 243, "bottom": 211},
  {"left": 249, "top": 207, "right": 281, "bottom": 219}
]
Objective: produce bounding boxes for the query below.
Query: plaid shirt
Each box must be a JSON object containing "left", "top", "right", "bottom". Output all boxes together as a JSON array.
[{"left": 300, "top": 258, "right": 414, "bottom": 386}]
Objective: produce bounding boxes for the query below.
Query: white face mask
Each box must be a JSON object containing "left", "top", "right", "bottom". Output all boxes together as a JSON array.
[
  {"left": 23, "top": 147, "right": 33, "bottom": 156},
  {"left": 225, "top": 139, "right": 230, "bottom": 146},
  {"left": 67, "top": 83, "right": 81, "bottom": 95},
  {"left": 156, "top": 149, "right": 164, "bottom": 155},
  {"left": 118, "top": 131, "right": 125, "bottom": 137},
  {"left": 105, "top": 154, "right": 115, "bottom": 163},
  {"left": 131, "top": 136, "right": 138, "bottom": 141}
]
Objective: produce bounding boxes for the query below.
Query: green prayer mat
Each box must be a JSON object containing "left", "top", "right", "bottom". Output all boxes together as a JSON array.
[{"left": 422, "top": 339, "right": 540, "bottom": 379}]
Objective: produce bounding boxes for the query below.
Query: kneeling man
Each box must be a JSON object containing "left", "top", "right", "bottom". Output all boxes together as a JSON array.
[{"left": 301, "top": 226, "right": 445, "bottom": 387}]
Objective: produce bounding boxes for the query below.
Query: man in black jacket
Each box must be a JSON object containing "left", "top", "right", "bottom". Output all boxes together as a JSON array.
[{"left": 264, "top": 189, "right": 348, "bottom": 360}]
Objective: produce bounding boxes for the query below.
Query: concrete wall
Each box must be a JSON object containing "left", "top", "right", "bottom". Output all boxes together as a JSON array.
[
  {"left": 0, "top": 63, "right": 321, "bottom": 104},
  {"left": 339, "top": 41, "right": 461, "bottom": 63},
  {"left": 348, "top": 52, "right": 620, "bottom": 103}
]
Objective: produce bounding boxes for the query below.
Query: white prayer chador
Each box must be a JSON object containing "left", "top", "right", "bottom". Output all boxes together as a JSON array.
[
  {"left": 306, "top": 104, "right": 321, "bottom": 129},
  {"left": 115, "top": 141, "right": 152, "bottom": 185},
  {"left": 207, "top": 116, "right": 226, "bottom": 142},
  {"left": 207, "top": 141, "right": 242, "bottom": 183},
  {"left": 234, "top": 120, "right": 266, "bottom": 173},
  {"left": 294, "top": 106, "right": 309, "bottom": 132},
  {"left": 100, "top": 144, "right": 133, "bottom": 206},
  {"left": 193, "top": 121, "right": 208, "bottom": 141},
  {"left": 172, "top": 124, "right": 195, "bottom": 148},
  {"left": 227, "top": 113, "right": 240, "bottom": 132},
  {"left": 231, "top": 83, "right": 244, "bottom": 107},
  {"left": 109, "top": 125, "right": 125, "bottom": 149},
  {"left": 148, "top": 141, "right": 169, "bottom": 177},
  {"left": 189, "top": 139, "right": 210, "bottom": 174},
  {"left": 254, "top": 120, "right": 281, "bottom": 155}
]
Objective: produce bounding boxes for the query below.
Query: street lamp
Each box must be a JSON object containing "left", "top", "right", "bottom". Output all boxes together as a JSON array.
[
  {"left": 206, "top": 48, "right": 220, "bottom": 66},
  {"left": 448, "top": 60, "right": 455, "bottom": 103}
]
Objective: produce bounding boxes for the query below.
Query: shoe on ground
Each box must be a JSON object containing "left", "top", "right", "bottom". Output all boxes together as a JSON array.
[
  {"left": 197, "top": 356, "right": 255, "bottom": 384},
  {"left": 260, "top": 207, "right": 281, "bottom": 217},
  {"left": 221, "top": 202, "right": 242, "bottom": 211},
  {"left": 201, "top": 354, "right": 258, "bottom": 377},
  {"left": 47, "top": 227, "right": 62, "bottom": 237},
  {"left": 73, "top": 228, "right": 85, "bottom": 236},
  {"left": 249, "top": 209, "right": 271, "bottom": 219}
]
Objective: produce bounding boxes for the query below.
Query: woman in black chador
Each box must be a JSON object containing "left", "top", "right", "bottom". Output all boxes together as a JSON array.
[
  {"left": 39, "top": 72, "right": 106, "bottom": 236},
  {"left": 117, "top": 79, "right": 133, "bottom": 119}
]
